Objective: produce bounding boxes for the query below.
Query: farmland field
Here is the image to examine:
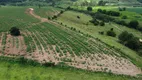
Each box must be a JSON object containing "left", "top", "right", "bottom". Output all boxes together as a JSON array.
[
  {"left": 0, "top": 1, "right": 142, "bottom": 79},
  {"left": 127, "top": 7, "right": 142, "bottom": 13}
]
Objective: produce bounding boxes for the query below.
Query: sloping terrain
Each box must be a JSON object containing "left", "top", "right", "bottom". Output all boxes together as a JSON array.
[
  {"left": 0, "top": 60, "right": 140, "bottom": 80},
  {"left": 0, "top": 7, "right": 141, "bottom": 76}
]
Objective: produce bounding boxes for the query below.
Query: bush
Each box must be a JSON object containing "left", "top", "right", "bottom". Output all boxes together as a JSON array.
[
  {"left": 138, "top": 27, "right": 142, "bottom": 32},
  {"left": 118, "top": 31, "right": 134, "bottom": 44},
  {"left": 97, "top": 9, "right": 103, "bottom": 13},
  {"left": 100, "top": 21, "right": 105, "bottom": 26},
  {"left": 122, "top": 15, "right": 127, "bottom": 19},
  {"left": 87, "top": 6, "right": 92, "bottom": 11},
  {"left": 107, "top": 29, "right": 116, "bottom": 37},
  {"left": 129, "top": 20, "right": 139, "bottom": 29},
  {"left": 99, "top": 31, "right": 104, "bottom": 35},
  {"left": 119, "top": 7, "right": 126, "bottom": 11},
  {"left": 114, "top": 20, "right": 127, "bottom": 26},
  {"left": 118, "top": 31, "right": 141, "bottom": 50},
  {"left": 77, "top": 16, "right": 80, "bottom": 19},
  {"left": 42, "top": 62, "right": 55, "bottom": 67},
  {"left": 90, "top": 19, "right": 99, "bottom": 26},
  {"left": 52, "top": 15, "right": 57, "bottom": 19},
  {"left": 94, "top": 12, "right": 115, "bottom": 22},
  {"left": 10, "top": 27, "right": 20, "bottom": 36},
  {"left": 126, "top": 37, "right": 140, "bottom": 50},
  {"left": 60, "top": 10, "right": 64, "bottom": 14}
]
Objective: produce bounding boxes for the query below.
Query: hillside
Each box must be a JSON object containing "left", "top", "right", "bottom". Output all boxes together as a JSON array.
[
  {"left": 0, "top": 0, "right": 142, "bottom": 80},
  {"left": 0, "top": 6, "right": 141, "bottom": 76}
]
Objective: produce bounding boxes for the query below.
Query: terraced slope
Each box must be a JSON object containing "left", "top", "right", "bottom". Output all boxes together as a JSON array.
[{"left": 0, "top": 7, "right": 141, "bottom": 76}]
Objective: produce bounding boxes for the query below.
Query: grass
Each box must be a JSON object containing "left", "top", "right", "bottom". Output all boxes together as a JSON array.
[
  {"left": 0, "top": 59, "right": 141, "bottom": 80},
  {"left": 34, "top": 6, "right": 63, "bottom": 19},
  {"left": 0, "top": 6, "right": 39, "bottom": 32},
  {"left": 56, "top": 10, "right": 142, "bottom": 67},
  {"left": 127, "top": 7, "right": 142, "bottom": 14},
  {"left": 0, "top": 6, "right": 141, "bottom": 79}
]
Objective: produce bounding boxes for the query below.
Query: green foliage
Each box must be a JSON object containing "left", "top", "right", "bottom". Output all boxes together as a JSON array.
[
  {"left": 118, "top": 31, "right": 134, "bottom": 44},
  {"left": 9, "top": 27, "right": 20, "bottom": 36},
  {"left": 87, "top": 6, "right": 92, "bottom": 11},
  {"left": 129, "top": 20, "right": 139, "bottom": 29},
  {"left": 122, "top": 15, "right": 128, "bottom": 19},
  {"left": 100, "top": 21, "right": 105, "bottom": 26},
  {"left": 126, "top": 37, "right": 141, "bottom": 50},
  {"left": 98, "top": 0, "right": 107, "bottom": 6},
  {"left": 107, "top": 29, "right": 116, "bottom": 37},
  {"left": 119, "top": 31, "right": 141, "bottom": 50}
]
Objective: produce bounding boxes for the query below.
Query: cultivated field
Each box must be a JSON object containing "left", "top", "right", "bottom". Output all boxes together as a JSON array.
[{"left": 0, "top": 6, "right": 142, "bottom": 79}]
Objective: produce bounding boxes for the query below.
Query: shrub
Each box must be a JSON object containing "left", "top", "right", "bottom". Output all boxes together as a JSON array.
[
  {"left": 126, "top": 37, "right": 140, "bottom": 50},
  {"left": 60, "top": 10, "right": 64, "bottom": 14},
  {"left": 10, "top": 27, "right": 20, "bottom": 36},
  {"left": 107, "top": 29, "right": 116, "bottom": 37},
  {"left": 90, "top": 19, "right": 99, "bottom": 25},
  {"left": 129, "top": 20, "right": 139, "bottom": 29},
  {"left": 100, "top": 21, "right": 105, "bottom": 26},
  {"left": 42, "top": 62, "right": 55, "bottom": 67},
  {"left": 87, "top": 6, "right": 92, "bottom": 11},
  {"left": 119, "top": 7, "right": 126, "bottom": 11},
  {"left": 48, "top": 17, "right": 51, "bottom": 20},
  {"left": 99, "top": 31, "right": 104, "bottom": 35},
  {"left": 66, "top": 6, "right": 71, "bottom": 10},
  {"left": 52, "top": 15, "right": 57, "bottom": 19},
  {"left": 98, "top": 0, "right": 106, "bottom": 6},
  {"left": 138, "top": 27, "right": 142, "bottom": 32},
  {"left": 102, "top": 10, "right": 106, "bottom": 14},
  {"left": 94, "top": 12, "right": 115, "bottom": 22},
  {"left": 118, "top": 31, "right": 141, "bottom": 50},
  {"left": 122, "top": 15, "right": 127, "bottom": 19},
  {"left": 77, "top": 16, "right": 80, "bottom": 19},
  {"left": 118, "top": 31, "right": 134, "bottom": 44},
  {"left": 114, "top": 20, "right": 127, "bottom": 26},
  {"left": 97, "top": 9, "right": 103, "bottom": 13}
]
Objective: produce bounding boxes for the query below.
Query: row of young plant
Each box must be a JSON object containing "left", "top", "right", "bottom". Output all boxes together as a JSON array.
[{"left": 22, "top": 22, "right": 124, "bottom": 59}]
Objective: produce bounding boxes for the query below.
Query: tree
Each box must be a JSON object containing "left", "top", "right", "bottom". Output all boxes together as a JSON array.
[
  {"left": 118, "top": 31, "right": 134, "bottom": 44},
  {"left": 97, "top": 9, "right": 102, "bottom": 13},
  {"left": 122, "top": 15, "right": 127, "bottom": 19},
  {"left": 100, "top": 21, "right": 105, "bottom": 26},
  {"left": 129, "top": 20, "right": 139, "bottom": 29},
  {"left": 87, "top": 6, "right": 92, "bottom": 11},
  {"left": 107, "top": 29, "right": 116, "bottom": 37},
  {"left": 98, "top": 0, "right": 106, "bottom": 6},
  {"left": 118, "top": 31, "right": 141, "bottom": 50},
  {"left": 10, "top": 27, "right": 20, "bottom": 36},
  {"left": 126, "top": 37, "right": 140, "bottom": 50}
]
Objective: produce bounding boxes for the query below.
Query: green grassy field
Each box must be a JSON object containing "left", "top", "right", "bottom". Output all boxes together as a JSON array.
[
  {"left": 0, "top": 59, "right": 141, "bottom": 80},
  {"left": 127, "top": 7, "right": 142, "bottom": 14},
  {"left": 56, "top": 10, "right": 142, "bottom": 68},
  {"left": 34, "top": 6, "right": 63, "bottom": 19}
]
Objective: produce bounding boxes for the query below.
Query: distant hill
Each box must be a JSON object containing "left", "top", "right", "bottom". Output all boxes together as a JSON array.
[{"left": 0, "top": 0, "right": 141, "bottom": 6}]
